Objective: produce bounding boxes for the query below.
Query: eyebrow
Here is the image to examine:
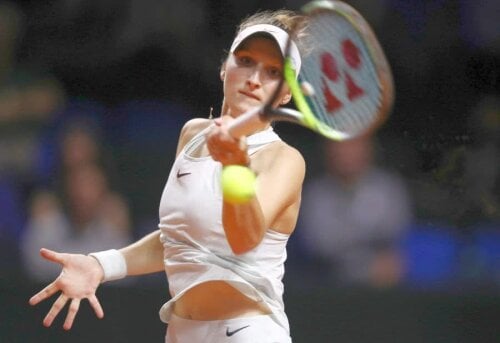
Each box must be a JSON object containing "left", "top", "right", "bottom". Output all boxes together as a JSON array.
[{"left": 233, "top": 49, "right": 283, "bottom": 65}]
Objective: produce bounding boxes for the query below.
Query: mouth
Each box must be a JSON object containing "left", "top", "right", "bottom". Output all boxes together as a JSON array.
[{"left": 238, "top": 90, "right": 261, "bottom": 101}]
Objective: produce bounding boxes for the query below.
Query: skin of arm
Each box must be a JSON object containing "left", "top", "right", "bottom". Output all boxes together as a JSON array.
[
  {"left": 120, "top": 230, "right": 165, "bottom": 275},
  {"left": 223, "top": 141, "right": 305, "bottom": 254},
  {"left": 206, "top": 119, "right": 305, "bottom": 254}
]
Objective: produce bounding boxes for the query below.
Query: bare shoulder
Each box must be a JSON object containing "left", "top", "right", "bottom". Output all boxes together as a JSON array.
[
  {"left": 180, "top": 118, "right": 212, "bottom": 142},
  {"left": 176, "top": 118, "right": 213, "bottom": 155},
  {"left": 252, "top": 140, "right": 306, "bottom": 179},
  {"left": 272, "top": 141, "right": 305, "bottom": 167}
]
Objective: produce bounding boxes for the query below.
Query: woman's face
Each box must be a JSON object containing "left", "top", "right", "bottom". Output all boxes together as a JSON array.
[{"left": 221, "top": 36, "right": 291, "bottom": 117}]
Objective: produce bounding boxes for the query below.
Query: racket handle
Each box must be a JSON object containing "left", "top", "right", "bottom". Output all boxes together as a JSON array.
[{"left": 227, "top": 106, "right": 269, "bottom": 138}]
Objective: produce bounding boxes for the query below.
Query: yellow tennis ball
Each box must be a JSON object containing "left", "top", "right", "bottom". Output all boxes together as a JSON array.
[{"left": 221, "top": 165, "right": 256, "bottom": 204}]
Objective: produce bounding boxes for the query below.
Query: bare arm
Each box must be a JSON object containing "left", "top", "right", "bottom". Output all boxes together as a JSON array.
[
  {"left": 29, "top": 230, "right": 165, "bottom": 330},
  {"left": 222, "top": 143, "right": 305, "bottom": 254},
  {"left": 120, "top": 229, "right": 164, "bottom": 275},
  {"left": 206, "top": 118, "right": 305, "bottom": 254}
]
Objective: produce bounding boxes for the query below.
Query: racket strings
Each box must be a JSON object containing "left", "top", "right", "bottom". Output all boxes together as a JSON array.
[{"left": 300, "top": 13, "right": 382, "bottom": 136}]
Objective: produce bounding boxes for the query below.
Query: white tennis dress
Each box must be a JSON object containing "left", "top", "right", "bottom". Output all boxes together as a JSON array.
[{"left": 158, "top": 125, "right": 291, "bottom": 334}]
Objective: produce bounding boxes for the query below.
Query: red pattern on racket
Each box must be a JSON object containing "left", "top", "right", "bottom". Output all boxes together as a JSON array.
[{"left": 229, "top": 0, "right": 394, "bottom": 141}]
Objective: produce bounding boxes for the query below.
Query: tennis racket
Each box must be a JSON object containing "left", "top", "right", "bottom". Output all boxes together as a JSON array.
[{"left": 228, "top": 0, "right": 394, "bottom": 141}]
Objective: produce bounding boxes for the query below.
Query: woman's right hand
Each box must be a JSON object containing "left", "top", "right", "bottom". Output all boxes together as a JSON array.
[
  {"left": 29, "top": 248, "right": 105, "bottom": 330},
  {"left": 206, "top": 117, "right": 250, "bottom": 166}
]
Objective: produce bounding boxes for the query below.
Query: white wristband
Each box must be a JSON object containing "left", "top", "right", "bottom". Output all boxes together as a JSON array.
[{"left": 89, "top": 249, "right": 127, "bottom": 282}]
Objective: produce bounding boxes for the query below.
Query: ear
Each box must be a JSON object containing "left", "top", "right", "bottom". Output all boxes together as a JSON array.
[
  {"left": 220, "top": 62, "right": 226, "bottom": 81},
  {"left": 280, "top": 91, "right": 292, "bottom": 105}
]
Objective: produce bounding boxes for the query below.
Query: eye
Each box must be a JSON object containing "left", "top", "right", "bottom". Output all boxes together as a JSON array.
[
  {"left": 267, "top": 66, "right": 282, "bottom": 79},
  {"left": 236, "top": 55, "right": 254, "bottom": 66}
]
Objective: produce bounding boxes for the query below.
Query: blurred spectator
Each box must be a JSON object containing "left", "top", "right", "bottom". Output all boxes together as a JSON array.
[
  {"left": 20, "top": 162, "right": 133, "bottom": 282},
  {"left": 60, "top": 119, "right": 101, "bottom": 169},
  {"left": 55, "top": 117, "right": 114, "bottom": 176},
  {"left": 298, "top": 134, "right": 412, "bottom": 288},
  {"left": 34, "top": 112, "right": 121, "bottom": 191},
  {"left": 418, "top": 94, "right": 500, "bottom": 229},
  {"left": 20, "top": 112, "right": 130, "bottom": 282}
]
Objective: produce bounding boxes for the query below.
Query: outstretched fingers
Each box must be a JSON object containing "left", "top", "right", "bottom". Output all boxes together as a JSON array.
[
  {"left": 31, "top": 286, "right": 103, "bottom": 330},
  {"left": 60, "top": 295, "right": 103, "bottom": 330},
  {"left": 88, "top": 294, "right": 104, "bottom": 319},
  {"left": 43, "top": 293, "right": 68, "bottom": 327},
  {"left": 29, "top": 282, "right": 59, "bottom": 306},
  {"left": 63, "top": 298, "right": 81, "bottom": 330}
]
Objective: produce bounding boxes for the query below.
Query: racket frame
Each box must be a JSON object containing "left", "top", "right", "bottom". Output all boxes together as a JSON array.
[
  {"left": 228, "top": 0, "right": 394, "bottom": 141},
  {"left": 301, "top": 0, "right": 395, "bottom": 137}
]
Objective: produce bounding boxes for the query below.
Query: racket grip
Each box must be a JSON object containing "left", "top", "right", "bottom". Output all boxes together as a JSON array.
[{"left": 227, "top": 106, "right": 269, "bottom": 138}]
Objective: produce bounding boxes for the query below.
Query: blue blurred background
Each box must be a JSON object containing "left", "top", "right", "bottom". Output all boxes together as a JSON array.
[{"left": 0, "top": 1, "right": 499, "bottom": 342}]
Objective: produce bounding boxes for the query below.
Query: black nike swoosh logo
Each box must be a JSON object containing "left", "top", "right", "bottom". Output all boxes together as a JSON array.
[
  {"left": 176, "top": 170, "right": 191, "bottom": 178},
  {"left": 226, "top": 325, "right": 250, "bottom": 337}
]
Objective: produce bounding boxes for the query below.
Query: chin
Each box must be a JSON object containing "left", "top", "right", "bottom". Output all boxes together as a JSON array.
[
  {"left": 230, "top": 105, "right": 254, "bottom": 117},
  {"left": 226, "top": 96, "right": 261, "bottom": 114},
  {"left": 244, "top": 100, "right": 264, "bottom": 110}
]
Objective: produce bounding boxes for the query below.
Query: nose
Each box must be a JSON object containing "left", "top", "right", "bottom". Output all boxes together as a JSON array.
[{"left": 246, "top": 67, "right": 262, "bottom": 91}]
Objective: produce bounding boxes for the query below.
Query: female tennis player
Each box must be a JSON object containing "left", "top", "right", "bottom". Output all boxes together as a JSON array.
[{"left": 29, "top": 9, "right": 307, "bottom": 343}]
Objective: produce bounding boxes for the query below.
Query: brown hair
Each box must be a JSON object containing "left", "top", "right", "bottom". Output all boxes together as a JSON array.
[{"left": 235, "top": 9, "right": 309, "bottom": 54}]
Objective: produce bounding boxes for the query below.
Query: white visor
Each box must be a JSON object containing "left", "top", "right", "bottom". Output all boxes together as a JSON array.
[{"left": 229, "top": 24, "right": 301, "bottom": 75}]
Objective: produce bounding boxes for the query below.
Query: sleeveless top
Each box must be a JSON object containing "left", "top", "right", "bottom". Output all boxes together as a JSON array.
[{"left": 158, "top": 125, "right": 291, "bottom": 333}]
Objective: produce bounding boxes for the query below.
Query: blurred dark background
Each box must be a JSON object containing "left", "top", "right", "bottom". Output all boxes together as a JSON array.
[{"left": 0, "top": 0, "right": 499, "bottom": 342}]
